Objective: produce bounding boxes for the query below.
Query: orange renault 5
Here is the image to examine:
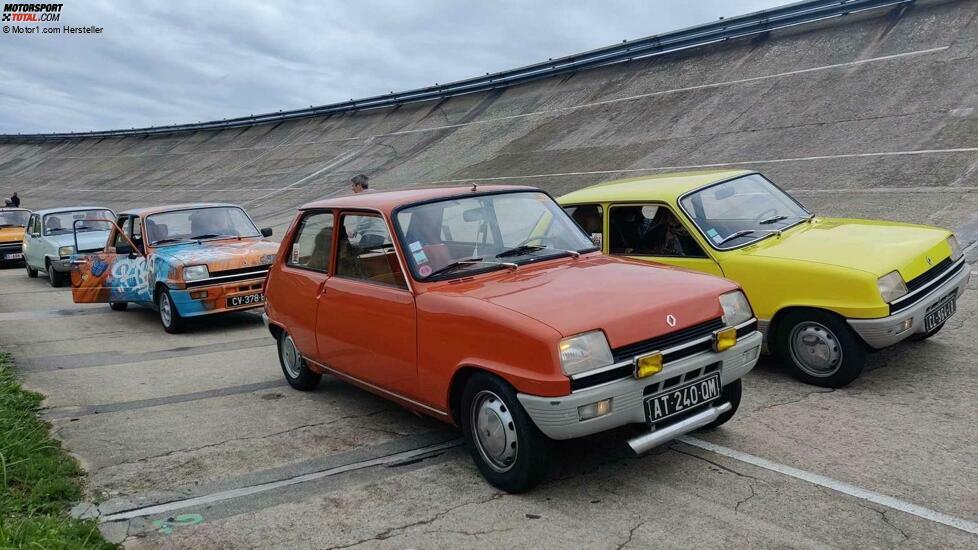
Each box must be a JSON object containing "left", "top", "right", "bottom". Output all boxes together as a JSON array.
[{"left": 263, "top": 186, "right": 762, "bottom": 492}]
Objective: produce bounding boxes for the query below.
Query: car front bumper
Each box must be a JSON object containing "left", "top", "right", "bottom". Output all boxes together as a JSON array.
[
  {"left": 847, "top": 262, "right": 970, "bottom": 349},
  {"left": 0, "top": 242, "right": 23, "bottom": 261},
  {"left": 516, "top": 330, "right": 762, "bottom": 447},
  {"left": 169, "top": 278, "right": 266, "bottom": 318}
]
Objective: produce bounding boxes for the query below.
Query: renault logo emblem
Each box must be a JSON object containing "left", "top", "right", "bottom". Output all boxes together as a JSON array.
[
  {"left": 666, "top": 315, "right": 677, "bottom": 327},
  {"left": 926, "top": 257, "right": 933, "bottom": 266}
]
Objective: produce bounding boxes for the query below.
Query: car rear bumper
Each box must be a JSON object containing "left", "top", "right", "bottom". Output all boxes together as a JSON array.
[
  {"left": 169, "top": 278, "right": 266, "bottom": 317},
  {"left": 847, "top": 262, "right": 969, "bottom": 349},
  {"left": 516, "top": 330, "right": 761, "bottom": 444}
]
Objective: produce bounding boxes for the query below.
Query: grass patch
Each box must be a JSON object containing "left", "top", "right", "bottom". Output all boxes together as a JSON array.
[{"left": 0, "top": 353, "right": 116, "bottom": 549}]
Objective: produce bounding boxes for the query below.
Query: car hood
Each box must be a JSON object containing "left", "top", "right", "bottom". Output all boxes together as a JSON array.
[
  {"left": 437, "top": 255, "right": 738, "bottom": 349},
  {"left": 744, "top": 217, "right": 953, "bottom": 280},
  {"left": 0, "top": 226, "right": 25, "bottom": 243},
  {"left": 49, "top": 231, "right": 110, "bottom": 252},
  {"left": 152, "top": 238, "right": 280, "bottom": 271}
]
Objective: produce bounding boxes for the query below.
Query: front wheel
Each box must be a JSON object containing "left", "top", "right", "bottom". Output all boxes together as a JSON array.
[
  {"left": 701, "top": 379, "right": 741, "bottom": 430},
  {"left": 157, "top": 288, "right": 185, "bottom": 333},
  {"left": 47, "top": 264, "right": 65, "bottom": 287},
  {"left": 775, "top": 309, "right": 866, "bottom": 388},
  {"left": 25, "top": 263, "right": 38, "bottom": 278},
  {"left": 461, "top": 373, "right": 549, "bottom": 493},
  {"left": 278, "top": 331, "right": 321, "bottom": 391}
]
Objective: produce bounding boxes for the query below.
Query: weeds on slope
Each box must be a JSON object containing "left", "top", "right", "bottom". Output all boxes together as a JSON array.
[{"left": 0, "top": 353, "right": 116, "bottom": 549}]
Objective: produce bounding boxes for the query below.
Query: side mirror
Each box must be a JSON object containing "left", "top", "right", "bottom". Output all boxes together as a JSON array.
[
  {"left": 116, "top": 243, "right": 132, "bottom": 256},
  {"left": 261, "top": 227, "right": 273, "bottom": 238}
]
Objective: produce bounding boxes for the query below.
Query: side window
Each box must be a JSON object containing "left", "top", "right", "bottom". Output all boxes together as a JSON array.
[
  {"left": 28, "top": 215, "right": 39, "bottom": 236},
  {"left": 113, "top": 216, "right": 131, "bottom": 249},
  {"left": 287, "top": 212, "right": 334, "bottom": 272},
  {"left": 562, "top": 204, "right": 603, "bottom": 243},
  {"left": 609, "top": 204, "right": 706, "bottom": 258},
  {"left": 336, "top": 213, "right": 406, "bottom": 289}
]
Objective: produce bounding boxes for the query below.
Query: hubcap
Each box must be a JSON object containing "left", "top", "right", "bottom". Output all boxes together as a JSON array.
[
  {"left": 470, "top": 390, "right": 518, "bottom": 473},
  {"left": 789, "top": 321, "right": 843, "bottom": 377},
  {"left": 281, "top": 335, "right": 302, "bottom": 379},
  {"left": 160, "top": 293, "right": 172, "bottom": 327}
]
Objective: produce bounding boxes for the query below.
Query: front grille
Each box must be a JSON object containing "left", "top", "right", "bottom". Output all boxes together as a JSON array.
[
  {"left": 185, "top": 265, "right": 270, "bottom": 288},
  {"left": 612, "top": 318, "right": 724, "bottom": 363},
  {"left": 0, "top": 242, "right": 23, "bottom": 253},
  {"left": 905, "top": 257, "right": 952, "bottom": 293},
  {"left": 891, "top": 259, "right": 963, "bottom": 313},
  {"left": 570, "top": 317, "right": 758, "bottom": 392}
]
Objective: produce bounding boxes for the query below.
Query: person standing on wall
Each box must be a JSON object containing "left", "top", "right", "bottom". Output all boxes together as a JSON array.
[
  {"left": 346, "top": 174, "right": 387, "bottom": 247},
  {"left": 4, "top": 192, "right": 19, "bottom": 207}
]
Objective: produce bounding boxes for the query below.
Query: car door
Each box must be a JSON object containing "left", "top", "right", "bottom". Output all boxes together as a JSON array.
[
  {"left": 71, "top": 215, "right": 150, "bottom": 303},
  {"left": 22, "top": 214, "right": 40, "bottom": 269},
  {"left": 315, "top": 211, "right": 418, "bottom": 398},
  {"left": 275, "top": 210, "right": 334, "bottom": 358},
  {"left": 607, "top": 203, "right": 724, "bottom": 277}
]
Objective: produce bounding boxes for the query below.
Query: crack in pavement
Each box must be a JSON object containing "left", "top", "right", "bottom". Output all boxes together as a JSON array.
[
  {"left": 855, "top": 500, "right": 911, "bottom": 544},
  {"left": 735, "top": 480, "right": 757, "bottom": 512},
  {"left": 325, "top": 492, "right": 505, "bottom": 549},
  {"left": 669, "top": 445, "right": 762, "bottom": 481},
  {"left": 615, "top": 519, "right": 647, "bottom": 550},
  {"left": 752, "top": 388, "right": 836, "bottom": 412}
]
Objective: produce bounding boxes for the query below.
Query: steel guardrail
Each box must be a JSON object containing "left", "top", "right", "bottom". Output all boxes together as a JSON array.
[{"left": 0, "top": 0, "right": 912, "bottom": 143}]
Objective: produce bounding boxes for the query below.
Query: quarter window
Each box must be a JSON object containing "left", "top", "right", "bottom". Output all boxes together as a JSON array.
[
  {"left": 336, "top": 213, "right": 406, "bottom": 289},
  {"left": 287, "top": 212, "right": 334, "bottom": 272}
]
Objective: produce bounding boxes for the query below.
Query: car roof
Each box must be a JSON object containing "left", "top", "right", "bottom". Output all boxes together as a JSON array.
[
  {"left": 299, "top": 185, "right": 540, "bottom": 213},
  {"left": 0, "top": 208, "right": 30, "bottom": 213},
  {"left": 119, "top": 203, "right": 241, "bottom": 217},
  {"left": 558, "top": 169, "right": 756, "bottom": 204},
  {"left": 31, "top": 206, "right": 113, "bottom": 217}
]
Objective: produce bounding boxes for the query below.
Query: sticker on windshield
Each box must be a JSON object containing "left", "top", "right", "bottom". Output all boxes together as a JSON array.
[
  {"left": 706, "top": 228, "right": 719, "bottom": 238},
  {"left": 408, "top": 241, "right": 422, "bottom": 252},
  {"left": 418, "top": 265, "right": 433, "bottom": 277},
  {"left": 413, "top": 250, "right": 428, "bottom": 263},
  {"left": 291, "top": 243, "right": 300, "bottom": 264}
]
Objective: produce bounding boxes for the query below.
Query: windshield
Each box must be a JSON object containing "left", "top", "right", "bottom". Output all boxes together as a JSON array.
[
  {"left": 679, "top": 174, "right": 810, "bottom": 249},
  {"left": 0, "top": 210, "right": 29, "bottom": 228},
  {"left": 395, "top": 191, "right": 596, "bottom": 280},
  {"left": 145, "top": 206, "right": 260, "bottom": 245},
  {"left": 43, "top": 209, "right": 114, "bottom": 236}
]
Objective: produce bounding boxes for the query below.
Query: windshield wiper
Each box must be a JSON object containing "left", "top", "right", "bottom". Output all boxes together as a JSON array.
[
  {"left": 495, "top": 244, "right": 546, "bottom": 258},
  {"left": 191, "top": 233, "right": 236, "bottom": 241},
  {"left": 425, "top": 257, "right": 518, "bottom": 279},
  {"left": 759, "top": 215, "right": 789, "bottom": 225},
  {"left": 151, "top": 237, "right": 194, "bottom": 246},
  {"left": 717, "top": 230, "right": 755, "bottom": 245}
]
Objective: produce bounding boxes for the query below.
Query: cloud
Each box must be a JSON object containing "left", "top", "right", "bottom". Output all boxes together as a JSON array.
[{"left": 0, "top": 0, "right": 787, "bottom": 134}]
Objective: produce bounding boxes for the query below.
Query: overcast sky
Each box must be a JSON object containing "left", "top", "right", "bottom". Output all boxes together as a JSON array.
[{"left": 0, "top": 0, "right": 788, "bottom": 134}]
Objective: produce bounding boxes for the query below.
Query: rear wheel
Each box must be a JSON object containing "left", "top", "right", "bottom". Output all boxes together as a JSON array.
[
  {"left": 47, "top": 263, "right": 65, "bottom": 287},
  {"left": 907, "top": 322, "right": 944, "bottom": 341},
  {"left": 157, "top": 288, "right": 184, "bottom": 333},
  {"left": 701, "top": 379, "right": 741, "bottom": 430},
  {"left": 775, "top": 309, "right": 866, "bottom": 388},
  {"left": 461, "top": 372, "right": 549, "bottom": 493},
  {"left": 277, "top": 331, "right": 321, "bottom": 391},
  {"left": 25, "top": 263, "right": 38, "bottom": 278},
  {"left": 109, "top": 302, "right": 128, "bottom": 311}
]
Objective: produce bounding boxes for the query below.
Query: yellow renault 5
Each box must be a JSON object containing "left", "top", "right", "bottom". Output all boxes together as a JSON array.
[{"left": 559, "top": 171, "right": 969, "bottom": 388}]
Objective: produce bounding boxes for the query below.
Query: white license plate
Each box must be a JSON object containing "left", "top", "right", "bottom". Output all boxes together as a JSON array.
[
  {"left": 227, "top": 292, "right": 265, "bottom": 308},
  {"left": 3, "top": 253, "right": 23, "bottom": 260},
  {"left": 924, "top": 292, "right": 956, "bottom": 332},
  {"left": 645, "top": 373, "right": 722, "bottom": 423}
]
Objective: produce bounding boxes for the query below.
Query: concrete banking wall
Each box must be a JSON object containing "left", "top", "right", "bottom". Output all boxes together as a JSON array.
[{"left": 1, "top": 0, "right": 977, "bottom": 244}]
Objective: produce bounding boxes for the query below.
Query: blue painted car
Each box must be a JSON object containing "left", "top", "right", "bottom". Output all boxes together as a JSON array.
[
  {"left": 71, "top": 203, "right": 279, "bottom": 332},
  {"left": 23, "top": 206, "right": 115, "bottom": 287}
]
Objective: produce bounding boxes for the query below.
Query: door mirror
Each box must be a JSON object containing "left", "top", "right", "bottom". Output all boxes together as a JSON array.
[
  {"left": 116, "top": 243, "right": 133, "bottom": 256},
  {"left": 261, "top": 227, "right": 273, "bottom": 238}
]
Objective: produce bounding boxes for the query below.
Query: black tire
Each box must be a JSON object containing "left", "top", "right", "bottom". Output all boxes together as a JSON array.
[
  {"left": 157, "top": 288, "right": 185, "bottom": 334},
  {"left": 25, "top": 263, "right": 38, "bottom": 278},
  {"left": 701, "top": 379, "right": 741, "bottom": 430},
  {"left": 109, "top": 302, "right": 128, "bottom": 311},
  {"left": 460, "top": 372, "right": 550, "bottom": 493},
  {"left": 907, "top": 322, "right": 944, "bottom": 342},
  {"left": 774, "top": 309, "right": 866, "bottom": 388},
  {"left": 47, "top": 263, "right": 64, "bottom": 287},
  {"left": 277, "top": 332, "right": 322, "bottom": 391}
]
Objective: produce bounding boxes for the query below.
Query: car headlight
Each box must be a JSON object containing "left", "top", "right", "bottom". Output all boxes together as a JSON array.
[
  {"left": 58, "top": 246, "right": 74, "bottom": 257},
  {"left": 948, "top": 235, "right": 962, "bottom": 261},
  {"left": 558, "top": 331, "right": 614, "bottom": 377},
  {"left": 183, "top": 265, "right": 210, "bottom": 282},
  {"left": 877, "top": 271, "right": 907, "bottom": 303},
  {"left": 719, "top": 290, "right": 752, "bottom": 326}
]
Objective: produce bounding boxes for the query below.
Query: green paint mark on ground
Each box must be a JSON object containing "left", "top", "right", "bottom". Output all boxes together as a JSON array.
[{"left": 152, "top": 514, "right": 204, "bottom": 535}]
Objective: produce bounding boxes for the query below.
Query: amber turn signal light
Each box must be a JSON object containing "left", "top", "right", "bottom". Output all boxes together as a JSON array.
[
  {"left": 713, "top": 327, "right": 737, "bottom": 352},
  {"left": 634, "top": 352, "right": 663, "bottom": 379}
]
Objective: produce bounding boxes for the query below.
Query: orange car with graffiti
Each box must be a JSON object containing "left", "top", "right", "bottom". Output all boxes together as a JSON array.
[
  {"left": 262, "top": 186, "right": 762, "bottom": 491},
  {"left": 71, "top": 203, "right": 279, "bottom": 333}
]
